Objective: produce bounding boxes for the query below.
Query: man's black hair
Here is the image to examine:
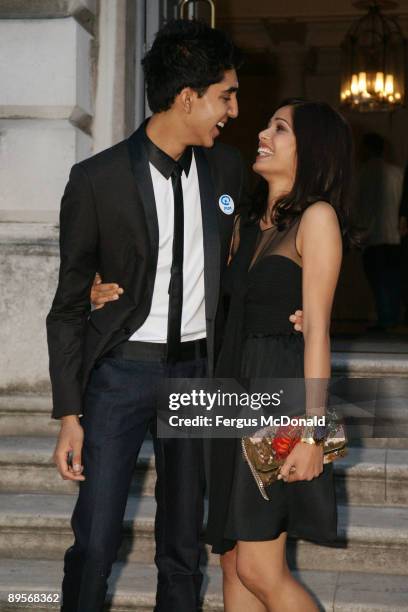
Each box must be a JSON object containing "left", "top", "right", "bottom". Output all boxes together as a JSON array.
[{"left": 142, "top": 19, "right": 243, "bottom": 113}]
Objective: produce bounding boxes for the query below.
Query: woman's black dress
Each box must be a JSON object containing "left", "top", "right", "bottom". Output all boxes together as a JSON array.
[{"left": 206, "top": 214, "right": 337, "bottom": 555}]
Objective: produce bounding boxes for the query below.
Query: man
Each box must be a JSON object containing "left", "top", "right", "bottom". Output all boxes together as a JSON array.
[
  {"left": 47, "top": 19, "right": 243, "bottom": 612},
  {"left": 47, "top": 18, "right": 301, "bottom": 612},
  {"left": 357, "top": 133, "right": 403, "bottom": 330}
]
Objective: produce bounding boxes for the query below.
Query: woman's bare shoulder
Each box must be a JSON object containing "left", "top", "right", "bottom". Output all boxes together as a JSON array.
[
  {"left": 299, "top": 201, "right": 340, "bottom": 235},
  {"left": 297, "top": 202, "right": 341, "bottom": 257},
  {"left": 302, "top": 201, "right": 338, "bottom": 222}
]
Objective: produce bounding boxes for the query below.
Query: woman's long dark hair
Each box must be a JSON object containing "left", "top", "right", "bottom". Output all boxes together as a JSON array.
[{"left": 250, "top": 98, "right": 358, "bottom": 246}]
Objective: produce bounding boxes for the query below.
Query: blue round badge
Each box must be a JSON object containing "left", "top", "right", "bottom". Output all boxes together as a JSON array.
[{"left": 219, "top": 194, "right": 234, "bottom": 215}]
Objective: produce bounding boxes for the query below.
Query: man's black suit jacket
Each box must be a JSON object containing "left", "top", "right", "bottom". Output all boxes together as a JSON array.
[{"left": 46, "top": 122, "right": 248, "bottom": 418}]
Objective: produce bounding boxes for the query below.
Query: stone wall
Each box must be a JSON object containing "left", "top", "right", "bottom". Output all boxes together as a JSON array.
[
  {"left": 0, "top": 224, "right": 58, "bottom": 391},
  {"left": 0, "top": 0, "right": 96, "bottom": 390},
  {"left": 0, "top": 0, "right": 161, "bottom": 392},
  {"left": 0, "top": 0, "right": 145, "bottom": 391}
]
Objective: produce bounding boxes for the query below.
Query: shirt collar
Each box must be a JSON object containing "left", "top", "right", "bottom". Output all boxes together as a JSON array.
[{"left": 143, "top": 127, "right": 192, "bottom": 180}]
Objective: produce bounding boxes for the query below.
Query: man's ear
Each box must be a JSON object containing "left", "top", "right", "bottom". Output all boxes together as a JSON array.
[{"left": 178, "top": 87, "right": 197, "bottom": 114}]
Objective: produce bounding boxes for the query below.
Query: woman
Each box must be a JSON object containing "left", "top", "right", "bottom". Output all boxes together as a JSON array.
[
  {"left": 91, "top": 98, "right": 354, "bottom": 611},
  {"left": 205, "top": 98, "right": 354, "bottom": 612}
]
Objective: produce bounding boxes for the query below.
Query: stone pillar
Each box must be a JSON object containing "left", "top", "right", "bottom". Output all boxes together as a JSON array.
[
  {"left": 274, "top": 41, "right": 308, "bottom": 100},
  {"left": 0, "top": 1, "right": 96, "bottom": 224},
  {"left": 93, "top": 0, "right": 134, "bottom": 152}
]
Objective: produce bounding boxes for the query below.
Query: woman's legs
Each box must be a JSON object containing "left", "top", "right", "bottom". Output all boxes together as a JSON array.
[
  {"left": 220, "top": 547, "right": 267, "bottom": 612},
  {"left": 235, "top": 534, "right": 318, "bottom": 612}
]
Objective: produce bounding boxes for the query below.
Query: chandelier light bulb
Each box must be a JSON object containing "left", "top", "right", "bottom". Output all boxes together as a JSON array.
[
  {"left": 374, "top": 72, "right": 384, "bottom": 93},
  {"left": 351, "top": 74, "right": 359, "bottom": 95},
  {"left": 358, "top": 72, "right": 367, "bottom": 93},
  {"left": 384, "top": 74, "right": 394, "bottom": 94}
]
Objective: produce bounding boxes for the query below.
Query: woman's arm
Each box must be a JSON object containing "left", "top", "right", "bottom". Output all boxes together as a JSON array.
[
  {"left": 300, "top": 201, "right": 342, "bottom": 380},
  {"left": 279, "top": 201, "right": 342, "bottom": 483}
]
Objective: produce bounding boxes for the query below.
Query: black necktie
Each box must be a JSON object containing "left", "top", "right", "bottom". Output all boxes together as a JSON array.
[{"left": 166, "top": 163, "right": 184, "bottom": 363}]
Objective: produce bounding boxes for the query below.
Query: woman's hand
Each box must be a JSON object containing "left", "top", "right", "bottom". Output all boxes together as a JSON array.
[
  {"left": 90, "top": 273, "right": 124, "bottom": 309},
  {"left": 278, "top": 441, "right": 323, "bottom": 483}
]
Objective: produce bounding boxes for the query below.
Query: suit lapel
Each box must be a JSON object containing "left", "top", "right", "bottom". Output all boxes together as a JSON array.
[
  {"left": 126, "top": 130, "right": 221, "bottom": 372},
  {"left": 128, "top": 128, "right": 221, "bottom": 319},
  {"left": 127, "top": 124, "right": 159, "bottom": 258},
  {"left": 194, "top": 146, "right": 221, "bottom": 327}
]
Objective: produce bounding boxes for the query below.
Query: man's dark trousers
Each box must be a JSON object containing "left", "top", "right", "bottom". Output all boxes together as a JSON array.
[{"left": 61, "top": 354, "right": 207, "bottom": 612}]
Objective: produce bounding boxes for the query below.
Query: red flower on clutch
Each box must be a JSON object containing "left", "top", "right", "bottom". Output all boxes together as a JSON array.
[{"left": 272, "top": 424, "right": 301, "bottom": 459}]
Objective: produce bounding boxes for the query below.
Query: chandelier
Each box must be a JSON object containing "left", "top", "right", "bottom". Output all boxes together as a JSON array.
[{"left": 340, "top": 0, "right": 407, "bottom": 111}]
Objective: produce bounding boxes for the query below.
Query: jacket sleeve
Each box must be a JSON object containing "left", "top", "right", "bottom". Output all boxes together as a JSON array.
[{"left": 46, "top": 163, "right": 99, "bottom": 418}]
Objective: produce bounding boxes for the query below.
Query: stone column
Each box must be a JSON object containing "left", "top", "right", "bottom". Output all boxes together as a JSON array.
[
  {"left": 0, "top": 0, "right": 96, "bottom": 224},
  {"left": 274, "top": 41, "right": 308, "bottom": 99},
  {"left": 93, "top": 0, "right": 135, "bottom": 152}
]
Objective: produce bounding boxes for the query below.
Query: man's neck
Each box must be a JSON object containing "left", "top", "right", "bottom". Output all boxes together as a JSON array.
[{"left": 146, "top": 113, "right": 188, "bottom": 161}]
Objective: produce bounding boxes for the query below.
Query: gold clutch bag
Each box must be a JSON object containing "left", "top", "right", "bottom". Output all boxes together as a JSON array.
[{"left": 242, "top": 418, "right": 347, "bottom": 500}]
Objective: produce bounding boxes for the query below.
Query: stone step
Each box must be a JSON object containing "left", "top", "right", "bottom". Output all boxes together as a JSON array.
[
  {"left": 0, "top": 493, "right": 407, "bottom": 575},
  {"left": 350, "top": 438, "right": 408, "bottom": 449},
  {"left": 0, "top": 396, "right": 57, "bottom": 437},
  {"left": 335, "top": 446, "right": 408, "bottom": 506},
  {"left": 0, "top": 437, "right": 155, "bottom": 496},
  {"left": 332, "top": 350, "right": 408, "bottom": 376},
  {"left": 2, "top": 392, "right": 408, "bottom": 451},
  {"left": 332, "top": 338, "right": 408, "bottom": 354},
  {"left": 2, "top": 386, "right": 408, "bottom": 447},
  {"left": 1, "top": 437, "right": 407, "bottom": 506},
  {"left": 1, "top": 558, "right": 408, "bottom": 612}
]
